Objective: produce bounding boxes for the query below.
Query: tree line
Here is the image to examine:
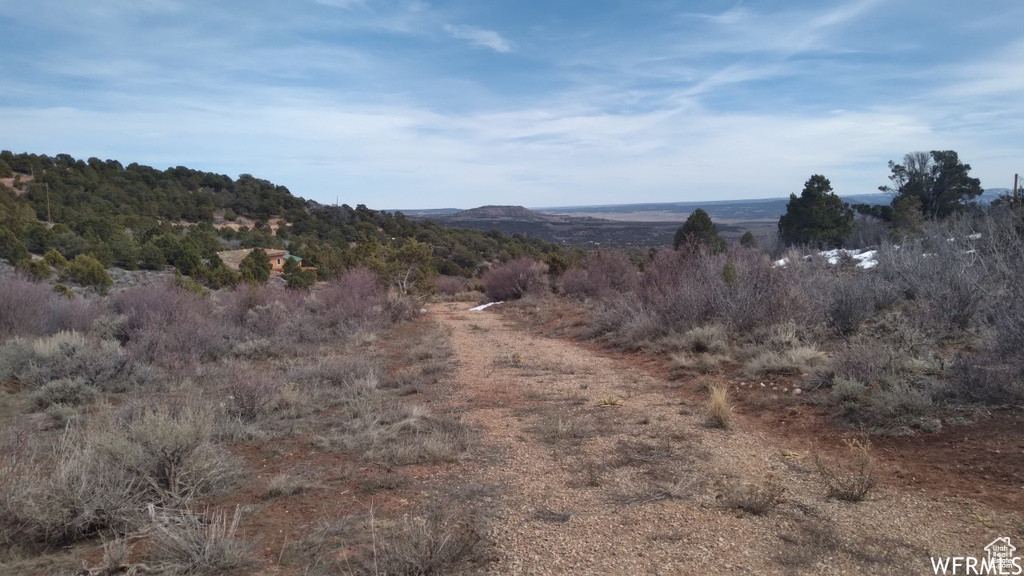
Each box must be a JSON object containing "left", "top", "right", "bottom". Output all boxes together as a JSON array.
[
  {"left": 673, "top": 149, "right": 990, "bottom": 252},
  {"left": 0, "top": 151, "right": 570, "bottom": 292}
]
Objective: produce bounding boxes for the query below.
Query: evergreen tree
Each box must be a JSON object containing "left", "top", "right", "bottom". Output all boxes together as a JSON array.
[
  {"left": 674, "top": 209, "right": 727, "bottom": 253},
  {"left": 61, "top": 254, "right": 112, "bottom": 293},
  {"left": 880, "top": 150, "right": 983, "bottom": 220},
  {"left": 0, "top": 228, "right": 29, "bottom": 264},
  {"left": 739, "top": 231, "right": 756, "bottom": 248},
  {"left": 283, "top": 257, "right": 315, "bottom": 290},
  {"left": 16, "top": 258, "right": 52, "bottom": 281},
  {"left": 240, "top": 248, "right": 271, "bottom": 285},
  {"left": 139, "top": 242, "right": 167, "bottom": 270},
  {"left": 778, "top": 175, "right": 853, "bottom": 247}
]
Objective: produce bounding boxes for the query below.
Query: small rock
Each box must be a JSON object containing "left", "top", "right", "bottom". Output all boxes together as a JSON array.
[{"left": 793, "top": 388, "right": 803, "bottom": 395}]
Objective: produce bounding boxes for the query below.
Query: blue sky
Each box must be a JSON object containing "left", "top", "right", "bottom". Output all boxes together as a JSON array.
[{"left": 1, "top": 0, "right": 1022, "bottom": 209}]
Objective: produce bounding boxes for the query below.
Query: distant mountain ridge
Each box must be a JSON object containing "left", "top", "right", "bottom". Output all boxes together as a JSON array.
[{"left": 399, "top": 189, "right": 1010, "bottom": 224}]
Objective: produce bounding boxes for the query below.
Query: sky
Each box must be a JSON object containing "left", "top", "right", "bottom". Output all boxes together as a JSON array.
[{"left": 1, "top": 1, "right": 1022, "bottom": 209}]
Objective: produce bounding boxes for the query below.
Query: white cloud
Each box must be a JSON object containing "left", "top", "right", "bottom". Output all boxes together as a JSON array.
[{"left": 443, "top": 24, "right": 514, "bottom": 53}]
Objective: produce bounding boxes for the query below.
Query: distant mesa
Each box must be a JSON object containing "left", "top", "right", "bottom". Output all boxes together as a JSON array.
[{"left": 444, "top": 205, "right": 568, "bottom": 223}]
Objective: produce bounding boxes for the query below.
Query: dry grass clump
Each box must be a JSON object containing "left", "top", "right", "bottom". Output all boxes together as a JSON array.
[
  {"left": 815, "top": 440, "right": 878, "bottom": 502},
  {"left": 265, "top": 473, "right": 315, "bottom": 498},
  {"left": 150, "top": 506, "right": 253, "bottom": 575},
  {"left": 723, "top": 474, "right": 786, "bottom": 515},
  {"left": 743, "top": 346, "right": 826, "bottom": 378},
  {"left": 319, "top": 386, "right": 472, "bottom": 465},
  {"left": 371, "top": 502, "right": 486, "bottom": 576},
  {"left": 671, "top": 352, "right": 730, "bottom": 375},
  {"left": 291, "top": 499, "right": 486, "bottom": 575},
  {"left": 705, "top": 384, "right": 732, "bottom": 429},
  {"left": 670, "top": 324, "right": 729, "bottom": 355},
  {"left": 530, "top": 413, "right": 594, "bottom": 444}
]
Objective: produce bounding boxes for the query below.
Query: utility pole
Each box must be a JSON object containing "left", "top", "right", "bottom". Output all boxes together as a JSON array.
[
  {"left": 42, "top": 168, "right": 51, "bottom": 224},
  {"left": 1015, "top": 173, "right": 1019, "bottom": 202}
]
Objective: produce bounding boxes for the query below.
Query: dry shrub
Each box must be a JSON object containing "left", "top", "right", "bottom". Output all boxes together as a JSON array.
[
  {"left": 223, "top": 363, "right": 282, "bottom": 422},
  {"left": 825, "top": 275, "right": 876, "bottom": 336},
  {"left": 585, "top": 293, "right": 663, "bottom": 349},
  {"left": 44, "top": 295, "right": 104, "bottom": 335},
  {"left": 91, "top": 537, "right": 133, "bottom": 575},
  {"left": 558, "top": 268, "right": 591, "bottom": 300},
  {"left": 877, "top": 230, "right": 986, "bottom": 332},
  {"left": 830, "top": 377, "right": 867, "bottom": 403},
  {"left": 589, "top": 247, "right": 805, "bottom": 349},
  {"left": 115, "top": 283, "right": 233, "bottom": 370},
  {"left": 0, "top": 427, "right": 146, "bottom": 547},
  {"left": 0, "top": 274, "right": 51, "bottom": 338},
  {"left": 29, "top": 377, "right": 98, "bottom": 411},
  {"left": 371, "top": 501, "right": 485, "bottom": 576},
  {"left": 561, "top": 251, "right": 637, "bottom": 300},
  {"left": 102, "top": 402, "right": 238, "bottom": 504},
  {"left": 297, "top": 356, "right": 379, "bottom": 388},
  {"left": 0, "top": 331, "right": 141, "bottom": 393},
  {"left": 216, "top": 282, "right": 281, "bottom": 328},
  {"left": 724, "top": 474, "right": 786, "bottom": 515},
  {"left": 304, "top": 499, "right": 486, "bottom": 575},
  {"left": 826, "top": 319, "right": 947, "bottom": 433},
  {"left": 815, "top": 440, "right": 877, "bottom": 502},
  {"left": 951, "top": 298, "right": 1024, "bottom": 404},
  {"left": 151, "top": 506, "right": 252, "bottom": 575},
  {"left": 481, "top": 258, "right": 548, "bottom": 301},
  {"left": 706, "top": 384, "right": 732, "bottom": 429},
  {"left": 716, "top": 248, "right": 807, "bottom": 332},
  {"left": 435, "top": 275, "right": 467, "bottom": 296}
]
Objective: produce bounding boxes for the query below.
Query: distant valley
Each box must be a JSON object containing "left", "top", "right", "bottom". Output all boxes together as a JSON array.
[{"left": 400, "top": 190, "right": 1010, "bottom": 248}]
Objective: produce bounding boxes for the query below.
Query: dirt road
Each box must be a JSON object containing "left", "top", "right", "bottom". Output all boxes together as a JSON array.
[{"left": 430, "top": 301, "right": 1020, "bottom": 575}]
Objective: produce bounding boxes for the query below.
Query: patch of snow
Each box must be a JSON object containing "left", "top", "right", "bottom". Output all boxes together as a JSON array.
[
  {"left": 774, "top": 248, "right": 877, "bottom": 269},
  {"left": 968, "top": 233, "right": 982, "bottom": 240},
  {"left": 469, "top": 301, "right": 503, "bottom": 311}
]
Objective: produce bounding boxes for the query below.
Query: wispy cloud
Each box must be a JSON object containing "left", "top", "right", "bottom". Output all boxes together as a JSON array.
[
  {"left": 313, "top": 0, "right": 366, "bottom": 9},
  {"left": 0, "top": 0, "right": 1020, "bottom": 208},
  {"left": 443, "top": 24, "right": 514, "bottom": 53}
]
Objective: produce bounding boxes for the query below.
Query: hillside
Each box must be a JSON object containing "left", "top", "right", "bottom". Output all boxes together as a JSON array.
[{"left": 0, "top": 151, "right": 566, "bottom": 284}]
